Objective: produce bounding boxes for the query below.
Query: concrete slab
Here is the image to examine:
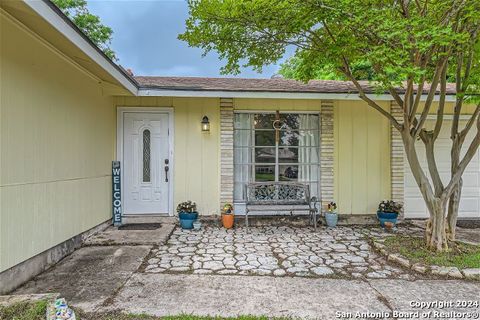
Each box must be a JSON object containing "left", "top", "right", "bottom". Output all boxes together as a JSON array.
[
  {"left": 101, "top": 274, "right": 390, "bottom": 319},
  {"left": 14, "top": 246, "right": 151, "bottom": 312},
  {"left": 84, "top": 219, "right": 176, "bottom": 246},
  {"left": 370, "top": 279, "right": 480, "bottom": 314},
  {"left": 0, "top": 293, "right": 58, "bottom": 306}
]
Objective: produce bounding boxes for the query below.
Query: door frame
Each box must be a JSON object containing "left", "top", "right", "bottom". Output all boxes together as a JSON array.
[{"left": 116, "top": 107, "right": 174, "bottom": 216}]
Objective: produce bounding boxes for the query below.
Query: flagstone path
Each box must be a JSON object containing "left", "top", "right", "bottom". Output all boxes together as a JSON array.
[{"left": 142, "top": 226, "right": 421, "bottom": 280}]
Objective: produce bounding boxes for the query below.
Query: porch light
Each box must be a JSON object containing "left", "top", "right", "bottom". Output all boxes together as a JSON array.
[{"left": 201, "top": 116, "right": 210, "bottom": 132}]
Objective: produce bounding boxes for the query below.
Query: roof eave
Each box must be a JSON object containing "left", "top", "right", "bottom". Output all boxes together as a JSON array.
[
  {"left": 137, "top": 87, "right": 457, "bottom": 101},
  {"left": 23, "top": 0, "right": 138, "bottom": 95}
]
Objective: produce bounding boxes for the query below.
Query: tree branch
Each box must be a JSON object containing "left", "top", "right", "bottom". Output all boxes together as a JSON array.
[
  {"left": 433, "top": 64, "right": 447, "bottom": 140},
  {"left": 409, "top": 75, "right": 426, "bottom": 124},
  {"left": 340, "top": 59, "right": 402, "bottom": 130},
  {"left": 420, "top": 130, "right": 445, "bottom": 196},
  {"left": 413, "top": 56, "right": 449, "bottom": 137},
  {"left": 444, "top": 116, "right": 480, "bottom": 198},
  {"left": 460, "top": 104, "right": 480, "bottom": 138}
]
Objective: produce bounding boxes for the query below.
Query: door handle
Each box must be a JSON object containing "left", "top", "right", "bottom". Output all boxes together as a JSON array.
[{"left": 164, "top": 159, "right": 169, "bottom": 182}]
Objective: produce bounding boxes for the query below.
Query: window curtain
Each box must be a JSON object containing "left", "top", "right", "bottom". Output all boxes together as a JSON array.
[
  {"left": 234, "top": 113, "right": 251, "bottom": 201},
  {"left": 298, "top": 114, "right": 320, "bottom": 194}
]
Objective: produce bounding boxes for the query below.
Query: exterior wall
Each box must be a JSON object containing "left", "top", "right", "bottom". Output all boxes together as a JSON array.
[
  {"left": 0, "top": 13, "right": 115, "bottom": 272},
  {"left": 234, "top": 98, "right": 322, "bottom": 111},
  {"left": 114, "top": 96, "right": 221, "bottom": 216},
  {"left": 390, "top": 100, "right": 477, "bottom": 216},
  {"left": 334, "top": 100, "right": 391, "bottom": 215}
]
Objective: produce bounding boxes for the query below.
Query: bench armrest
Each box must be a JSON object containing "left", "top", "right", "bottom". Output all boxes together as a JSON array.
[{"left": 310, "top": 196, "right": 320, "bottom": 213}]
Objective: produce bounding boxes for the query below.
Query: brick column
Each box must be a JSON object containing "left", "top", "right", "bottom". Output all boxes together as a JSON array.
[
  {"left": 220, "top": 98, "right": 234, "bottom": 208},
  {"left": 320, "top": 101, "right": 335, "bottom": 207},
  {"left": 390, "top": 102, "right": 405, "bottom": 211}
]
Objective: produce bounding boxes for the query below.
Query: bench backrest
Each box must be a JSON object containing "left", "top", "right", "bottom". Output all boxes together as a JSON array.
[{"left": 245, "top": 182, "right": 311, "bottom": 205}]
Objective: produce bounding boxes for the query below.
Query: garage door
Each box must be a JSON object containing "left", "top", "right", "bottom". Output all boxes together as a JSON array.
[{"left": 404, "top": 119, "right": 480, "bottom": 219}]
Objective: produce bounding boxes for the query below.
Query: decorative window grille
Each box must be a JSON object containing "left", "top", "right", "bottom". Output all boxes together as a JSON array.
[{"left": 143, "top": 129, "right": 151, "bottom": 182}]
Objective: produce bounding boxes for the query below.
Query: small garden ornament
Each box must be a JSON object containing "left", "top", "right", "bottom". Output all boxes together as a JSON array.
[
  {"left": 222, "top": 203, "right": 234, "bottom": 229},
  {"left": 377, "top": 200, "right": 403, "bottom": 228},
  {"left": 325, "top": 201, "right": 338, "bottom": 228},
  {"left": 177, "top": 200, "right": 199, "bottom": 229}
]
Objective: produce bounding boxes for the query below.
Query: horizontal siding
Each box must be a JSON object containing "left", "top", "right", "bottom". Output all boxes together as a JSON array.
[
  {"left": 114, "top": 96, "right": 221, "bottom": 216},
  {"left": 1, "top": 13, "right": 114, "bottom": 272}
]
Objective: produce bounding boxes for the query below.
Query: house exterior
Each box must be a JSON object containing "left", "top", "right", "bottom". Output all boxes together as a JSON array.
[{"left": 1, "top": 0, "right": 479, "bottom": 293}]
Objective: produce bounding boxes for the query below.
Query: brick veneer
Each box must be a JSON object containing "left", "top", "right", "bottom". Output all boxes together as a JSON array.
[
  {"left": 220, "top": 98, "right": 234, "bottom": 208},
  {"left": 320, "top": 101, "right": 335, "bottom": 206}
]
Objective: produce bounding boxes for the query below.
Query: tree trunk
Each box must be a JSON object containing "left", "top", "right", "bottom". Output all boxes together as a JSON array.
[
  {"left": 446, "top": 181, "right": 461, "bottom": 241},
  {"left": 402, "top": 132, "right": 449, "bottom": 252},
  {"left": 446, "top": 137, "right": 462, "bottom": 241},
  {"left": 426, "top": 198, "right": 449, "bottom": 251}
]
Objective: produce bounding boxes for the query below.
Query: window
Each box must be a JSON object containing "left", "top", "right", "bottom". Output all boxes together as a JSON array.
[
  {"left": 143, "top": 129, "right": 151, "bottom": 182},
  {"left": 233, "top": 112, "right": 320, "bottom": 201}
]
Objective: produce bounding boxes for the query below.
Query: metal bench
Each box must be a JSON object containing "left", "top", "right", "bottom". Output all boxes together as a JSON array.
[{"left": 245, "top": 182, "right": 319, "bottom": 231}]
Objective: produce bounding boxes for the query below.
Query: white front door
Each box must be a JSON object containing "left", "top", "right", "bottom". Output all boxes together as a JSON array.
[
  {"left": 404, "top": 119, "right": 480, "bottom": 218},
  {"left": 123, "top": 112, "right": 171, "bottom": 214}
]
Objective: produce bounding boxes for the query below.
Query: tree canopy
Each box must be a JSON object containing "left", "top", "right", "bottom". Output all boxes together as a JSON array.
[
  {"left": 180, "top": 0, "right": 480, "bottom": 251},
  {"left": 180, "top": 0, "right": 479, "bottom": 94},
  {"left": 279, "top": 56, "right": 376, "bottom": 81},
  {"left": 52, "top": 0, "right": 116, "bottom": 60}
]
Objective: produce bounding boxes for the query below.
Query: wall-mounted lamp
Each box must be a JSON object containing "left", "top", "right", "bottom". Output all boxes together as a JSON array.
[{"left": 201, "top": 116, "right": 210, "bottom": 132}]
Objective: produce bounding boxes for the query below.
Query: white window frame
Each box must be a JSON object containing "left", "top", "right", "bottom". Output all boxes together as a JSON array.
[{"left": 233, "top": 110, "right": 322, "bottom": 204}]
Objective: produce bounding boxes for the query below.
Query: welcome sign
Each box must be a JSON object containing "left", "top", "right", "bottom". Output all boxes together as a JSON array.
[{"left": 112, "top": 161, "right": 122, "bottom": 226}]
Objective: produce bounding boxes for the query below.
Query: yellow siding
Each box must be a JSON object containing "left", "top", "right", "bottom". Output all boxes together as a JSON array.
[
  {"left": 334, "top": 100, "right": 391, "bottom": 215},
  {"left": 114, "top": 97, "right": 220, "bottom": 216},
  {"left": 234, "top": 98, "right": 322, "bottom": 111},
  {"left": 1, "top": 13, "right": 115, "bottom": 272}
]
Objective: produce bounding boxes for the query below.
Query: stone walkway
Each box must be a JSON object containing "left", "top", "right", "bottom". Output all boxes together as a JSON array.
[{"left": 143, "top": 226, "right": 418, "bottom": 280}]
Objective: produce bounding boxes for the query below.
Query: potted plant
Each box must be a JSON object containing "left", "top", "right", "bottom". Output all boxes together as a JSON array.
[
  {"left": 377, "top": 200, "right": 402, "bottom": 228},
  {"left": 177, "top": 200, "right": 199, "bottom": 229},
  {"left": 221, "top": 203, "right": 234, "bottom": 229},
  {"left": 325, "top": 202, "right": 338, "bottom": 228}
]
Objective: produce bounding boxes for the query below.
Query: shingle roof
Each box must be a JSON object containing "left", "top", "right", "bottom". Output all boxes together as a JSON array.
[{"left": 134, "top": 76, "right": 457, "bottom": 95}]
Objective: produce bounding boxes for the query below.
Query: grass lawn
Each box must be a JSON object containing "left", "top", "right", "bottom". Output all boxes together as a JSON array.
[
  {"left": 0, "top": 300, "right": 282, "bottom": 320},
  {"left": 0, "top": 300, "right": 48, "bottom": 320},
  {"left": 383, "top": 235, "right": 480, "bottom": 269}
]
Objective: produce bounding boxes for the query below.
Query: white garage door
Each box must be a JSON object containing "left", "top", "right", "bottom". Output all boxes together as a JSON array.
[{"left": 404, "top": 119, "right": 480, "bottom": 219}]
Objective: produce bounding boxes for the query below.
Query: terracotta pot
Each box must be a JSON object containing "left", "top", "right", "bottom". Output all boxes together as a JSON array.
[{"left": 222, "top": 213, "right": 234, "bottom": 229}]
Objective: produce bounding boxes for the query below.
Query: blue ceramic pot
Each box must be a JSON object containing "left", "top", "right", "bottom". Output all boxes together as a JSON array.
[
  {"left": 376, "top": 211, "right": 398, "bottom": 227},
  {"left": 325, "top": 212, "right": 338, "bottom": 228},
  {"left": 179, "top": 212, "right": 199, "bottom": 229}
]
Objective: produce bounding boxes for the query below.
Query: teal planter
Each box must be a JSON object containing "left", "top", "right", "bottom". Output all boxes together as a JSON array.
[
  {"left": 325, "top": 212, "right": 338, "bottom": 228},
  {"left": 179, "top": 212, "right": 199, "bottom": 229},
  {"left": 376, "top": 211, "right": 398, "bottom": 227}
]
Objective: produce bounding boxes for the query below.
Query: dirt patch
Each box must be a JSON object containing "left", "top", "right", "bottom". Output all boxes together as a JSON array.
[{"left": 118, "top": 223, "right": 162, "bottom": 230}]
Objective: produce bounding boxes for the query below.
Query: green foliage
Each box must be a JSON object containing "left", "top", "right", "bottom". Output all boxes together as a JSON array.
[
  {"left": 51, "top": 0, "right": 116, "bottom": 60},
  {"left": 384, "top": 235, "right": 480, "bottom": 269},
  {"left": 179, "top": 0, "right": 480, "bottom": 96},
  {"left": 279, "top": 56, "right": 376, "bottom": 81},
  {"left": 0, "top": 300, "right": 48, "bottom": 320}
]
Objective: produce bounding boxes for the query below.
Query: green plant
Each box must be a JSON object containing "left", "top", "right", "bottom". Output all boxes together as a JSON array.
[
  {"left": 327, "top": 201, "right": 337, "bottom": 213},
  {"left": 378, "top": 200, "right": 403, "bottom": 214},
  {"left": 223, "top": 203, "right": 234, "bottom": 214},
  {"left": 51, "top": 0, "right": 116, "bottom": 59},
  {"left": 176, "top": 201, "right": 197, "bottom": 213}
]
